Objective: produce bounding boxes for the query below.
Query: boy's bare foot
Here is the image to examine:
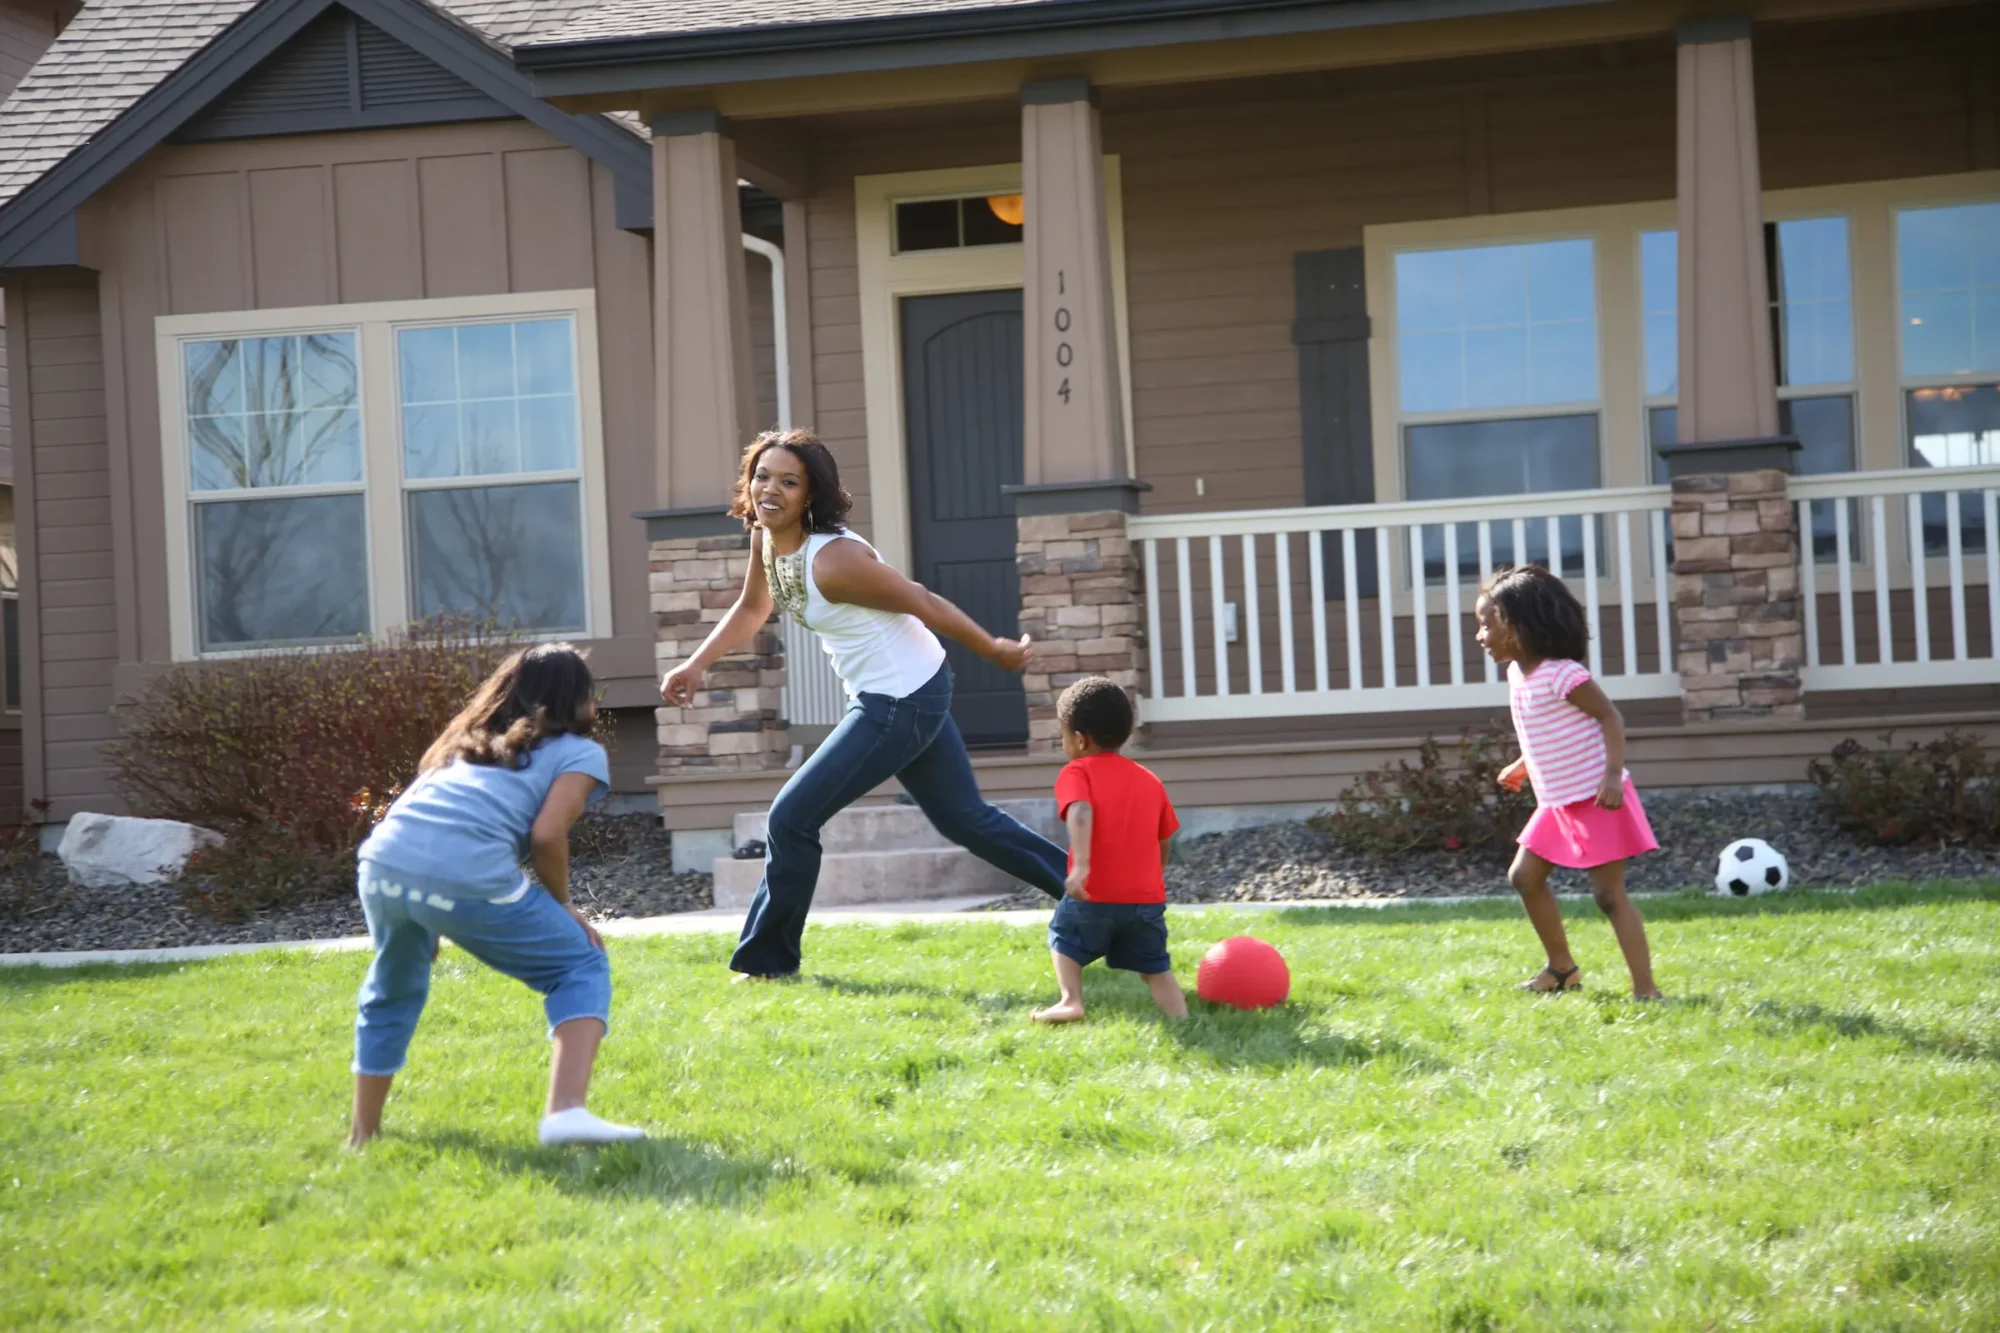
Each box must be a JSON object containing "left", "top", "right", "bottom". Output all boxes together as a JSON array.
[
  {"left": 345, "top": 1129, "right": 378, "bottom": 1150},
  {"left": 1031, "top": 1002, "right": 1085, "bottom": 1024}
]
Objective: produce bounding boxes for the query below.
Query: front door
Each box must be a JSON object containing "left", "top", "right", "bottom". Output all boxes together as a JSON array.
[{"left": 901, "top": 289, "right": 1028, "bottom": 748}]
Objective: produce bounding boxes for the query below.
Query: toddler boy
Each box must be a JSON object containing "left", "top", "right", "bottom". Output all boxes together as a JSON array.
[{"left": 1032, "top": 677, "right": 1188, "bottom": 1024}]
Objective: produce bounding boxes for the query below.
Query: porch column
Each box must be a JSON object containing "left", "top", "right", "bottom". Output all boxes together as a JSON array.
[
  {"left": 1010, "top": 78, "right": 1147, "bottom": 751},
  {"left": 1666, "top": 23, "right": 1805, "bottom": 726},
  {"left": 643, "top": 111, "right": 787, "bottom": 777}
]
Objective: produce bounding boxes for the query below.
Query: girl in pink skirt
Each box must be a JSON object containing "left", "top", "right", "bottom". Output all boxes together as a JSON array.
[{"left": 1476, "top": 565, "right": 1663, "bottom": 1000}]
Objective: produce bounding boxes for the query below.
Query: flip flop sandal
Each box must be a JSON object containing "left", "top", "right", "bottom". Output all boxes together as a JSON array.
[{"left": 1518, "top": 963, "right": 1581, "bottom": 993}]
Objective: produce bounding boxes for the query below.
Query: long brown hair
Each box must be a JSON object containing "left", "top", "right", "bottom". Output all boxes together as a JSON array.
[
  {"left": 421, "top": 643, "right": 596, "bottom": 772},
  {"left": 728, "top": 428, "right": 853, "bottom": 534}
]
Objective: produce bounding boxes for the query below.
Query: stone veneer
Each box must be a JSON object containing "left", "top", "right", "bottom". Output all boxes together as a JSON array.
[
  {"left": 1014, "top": 509, "right": 1147, "bottom": 751},
  {"left": 649, "top": 532, "right": 790, "bottom": 772},
  {"left": 1669, "top": 468, "right": 1806, "bottom": 724}
]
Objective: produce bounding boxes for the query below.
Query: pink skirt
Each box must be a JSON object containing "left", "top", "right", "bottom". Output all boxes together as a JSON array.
[{"left": 1518, "top": 778, "right": 1658, "bottom": 870}]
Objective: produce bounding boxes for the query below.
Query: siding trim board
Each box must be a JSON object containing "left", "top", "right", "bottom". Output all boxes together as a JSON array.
[{"left": 0, "top": 0, "right": 652, "bottom": 268}]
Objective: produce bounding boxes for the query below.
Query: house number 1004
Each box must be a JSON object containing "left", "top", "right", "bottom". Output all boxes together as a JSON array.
[{"left": 1054, "top": 269, "right": 1073, "bottom": 403}]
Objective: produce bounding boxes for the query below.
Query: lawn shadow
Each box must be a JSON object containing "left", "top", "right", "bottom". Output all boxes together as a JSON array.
[
  {"left": 1747, "top": 998, "right": 1999, "bottom": 1063},
  {"left": 1064, "top": 981, "right": 1444, "bottom": 1073},
  {"left": 1269, "top": 880, "right": 2000, "bottom": 930},
  {"left": 808, "top": 972, "right": 1045, "bottom": 1015},
  {"left": 0, "top": 957, "right": 237, "bottom": 993},
  {"left": 413, "top": 1129, "right": 780, "bottom": 1206}
]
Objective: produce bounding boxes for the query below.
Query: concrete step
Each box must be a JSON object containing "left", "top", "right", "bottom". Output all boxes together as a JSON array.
[
  {"left": 711, "top": 845, "right": 1057, "bottom": 910},
  {"left": 729, "top": 798, "right": 1063, "bottom": 856}
]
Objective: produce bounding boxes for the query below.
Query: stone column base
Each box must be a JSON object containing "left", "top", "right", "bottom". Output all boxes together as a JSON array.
[
  {"left": 649, "top": 531, "right": 789, "bottom": 772},
  {"left": 1015, "top": 509, "right": 1146, "bottom": 752},
  {"left": 1670, "top": 469, "right": 1805, "bottom": 725}
]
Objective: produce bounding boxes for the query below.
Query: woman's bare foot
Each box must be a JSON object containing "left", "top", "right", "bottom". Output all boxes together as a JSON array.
[{"left": 1031, "top": 1001, "right": 1085, "bottom": 1024}]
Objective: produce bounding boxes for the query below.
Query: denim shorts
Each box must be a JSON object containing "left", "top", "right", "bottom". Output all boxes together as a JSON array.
[
  {"left": 352, "top": 863, "right": 611, "bottom": 1077},
  {"left": 1048, "top": 897, "right": 1172, "bottom": 975}
]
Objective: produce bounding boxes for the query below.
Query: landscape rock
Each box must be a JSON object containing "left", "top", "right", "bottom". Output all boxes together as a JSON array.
[{"left": 56, "top": 814, "right": 225, "bottom": 890}]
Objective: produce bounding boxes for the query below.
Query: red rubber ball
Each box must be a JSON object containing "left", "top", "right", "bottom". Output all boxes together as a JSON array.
[{"left": 1196, "top": 935, "right": 1290, "bottom": 1010}]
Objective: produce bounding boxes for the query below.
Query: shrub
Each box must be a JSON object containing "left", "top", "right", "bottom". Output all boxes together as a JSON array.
[
  {"left": 1311, "top": 727, "right": 1537, "bottom": 858},
  {"left": 1808, "top": 731, "right": 1999, "bottom": 848},
  {"left": 105, "top": 619, "right": 543, "bottom": 918}
]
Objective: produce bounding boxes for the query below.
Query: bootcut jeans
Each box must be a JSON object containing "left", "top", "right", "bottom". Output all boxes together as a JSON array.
[{"left": 730, "top": 663, "right": 1066, "bottom": 976}]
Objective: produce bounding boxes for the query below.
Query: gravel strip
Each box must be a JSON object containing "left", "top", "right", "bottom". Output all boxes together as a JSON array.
[
  {"left": 976, "top": 790, "right": 2000, "bottom": 911},
  {"left": 9, "top": 796, "right": 1997, "bottom": 954},
  {"left": 0, "top": 815, "right": 713, "bottom": 956}
]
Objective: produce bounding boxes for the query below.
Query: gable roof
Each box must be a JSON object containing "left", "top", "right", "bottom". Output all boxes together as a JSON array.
[{"left": 0, "top": 0, "right": 644, "bottom": 264}]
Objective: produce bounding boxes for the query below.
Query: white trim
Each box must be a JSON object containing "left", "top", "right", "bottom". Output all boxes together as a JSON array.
[
  {"left": 855, "top": 160, "right": 1132, "bottom": 573},
  {"left": 155, "top": 289, "right": 610, "bottom": 661},
  {"left": 1138, "top": 668, "right": 1680, "bottom": 724}
]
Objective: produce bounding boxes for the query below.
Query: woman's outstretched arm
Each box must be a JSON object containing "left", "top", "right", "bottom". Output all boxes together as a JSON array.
[
  {"left": 660, "top": 530, "right": 778, "bottom": 706},
  {"left": 813, "top": 539, "right": 1033, "bottom": 672}
]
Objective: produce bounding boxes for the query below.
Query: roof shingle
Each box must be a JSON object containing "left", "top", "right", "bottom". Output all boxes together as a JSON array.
[{"left": 0, "top": 0, "right": 629, "bottom": 216}]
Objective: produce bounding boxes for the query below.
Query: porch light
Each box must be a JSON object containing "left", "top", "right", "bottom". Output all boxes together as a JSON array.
[{"left": 986, "top": 194, "right": 1024, "bottom": 227}]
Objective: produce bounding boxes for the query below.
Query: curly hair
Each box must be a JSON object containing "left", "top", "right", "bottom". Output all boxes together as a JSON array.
[
  {"left": 1057, "top": 676, "right": 1135, "bottom": 751},
  {"left": 1479, "top": 564, "right": 1590, "bottom": 663},
  {"left": 729, "top": 428, "right": 854, "bottom": 535},
  {"left": 421, "top": 643, "right": 596, "bottom": 772}
]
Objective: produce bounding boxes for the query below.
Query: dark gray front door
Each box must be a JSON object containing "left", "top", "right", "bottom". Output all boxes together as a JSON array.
[{"left": 901, "top": 289, "right": 1027, "bottom": 748}]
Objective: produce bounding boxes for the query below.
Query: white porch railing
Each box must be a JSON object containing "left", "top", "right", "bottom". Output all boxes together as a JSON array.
[
  {"left": 1130, "top": 486, "right": 1681, "bottom": 724},
  {"left": 1794, "top": 464, "right": 2000, "bottom": 691},
  {"left": 779, "top": 615, "right": 847, "bottom": 728}
]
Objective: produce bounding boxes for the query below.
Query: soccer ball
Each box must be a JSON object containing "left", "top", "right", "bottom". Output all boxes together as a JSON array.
[
  {"left": 1715, "top": 838, "right": 1789, "bottom": 896},
  {"left": 1196, "top": 936, "right": 1290, "bottom": 1009}
]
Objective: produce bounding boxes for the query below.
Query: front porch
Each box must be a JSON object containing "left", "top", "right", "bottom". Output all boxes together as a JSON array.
[{"left": 560, "top": 1, "right": 2000, "bottom": 826}]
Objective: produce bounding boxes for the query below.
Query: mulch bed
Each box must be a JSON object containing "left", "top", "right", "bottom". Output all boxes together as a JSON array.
[
  {"left": 976, "top": 788, "right": 2000, "bottom": 910},
  {"left": 6, "top": 794, "right": 1997, "bottom": 954},
  {"left": 0, "top": 815, "right": 712, "bottom": 956}
]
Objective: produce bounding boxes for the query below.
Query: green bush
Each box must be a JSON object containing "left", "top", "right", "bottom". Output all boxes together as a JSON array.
[
  {"left": 1310, "top": 727, "right": 1536, "bottom": 858},
  {"left": 1808, "top": 730, "right": 1999, "bottom": 848},
  {"left": 105, "top": 619, "right": 537, "bottom": 918}
]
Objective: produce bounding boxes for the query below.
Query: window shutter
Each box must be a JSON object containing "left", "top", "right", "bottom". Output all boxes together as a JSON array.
[{"left": 1294, "top": 248, "right": 1377, "bottom": 597}]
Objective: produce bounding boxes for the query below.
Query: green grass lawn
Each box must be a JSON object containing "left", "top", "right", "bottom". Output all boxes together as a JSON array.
[{"left": 4, "top": 885, "right": 1998, "bottom": 1331}]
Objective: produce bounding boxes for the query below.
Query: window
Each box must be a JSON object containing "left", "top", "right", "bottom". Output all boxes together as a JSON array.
[
  {"left": 1645, "top": 218, "right": 1858, "bottom": 559},
  {"left": 1395, "top": 237, "right": 1600, "bottom": 573},
  {"left": 160, "top": 291, "right": 608, "bottom": 658},
  {"left": 893, "top": 194, "right": 1023, "bottom": 253},
  {"left": 1898, "top": 200, "right": 2000, "bottom": 554}
]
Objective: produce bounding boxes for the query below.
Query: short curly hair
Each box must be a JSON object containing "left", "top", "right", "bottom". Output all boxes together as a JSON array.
[{"left": 1056, "top": 676, "right": 1134, "bottom": 751}]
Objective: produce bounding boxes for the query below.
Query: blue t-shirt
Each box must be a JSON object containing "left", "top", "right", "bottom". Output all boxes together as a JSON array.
[{"left": 358, "top": 732, "right": 610, "bottom": 898}]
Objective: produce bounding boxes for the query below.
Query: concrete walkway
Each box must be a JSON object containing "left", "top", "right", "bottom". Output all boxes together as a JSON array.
[{"left": 0, "top": 890, "right": 1637, "bottom": 970}]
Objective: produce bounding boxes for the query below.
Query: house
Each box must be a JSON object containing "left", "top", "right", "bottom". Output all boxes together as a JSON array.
[
  {"left": 0, "top": 1, "right": 83, "bottom": 817},
  {"left": 0, "top": 0, "right": 788, "bottom": 818},
  {"left": 1, "top": 0, "right": 1997, "bottom": 857}
]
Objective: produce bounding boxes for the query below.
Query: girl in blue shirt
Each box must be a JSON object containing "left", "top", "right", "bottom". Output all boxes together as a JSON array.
[{"left": 347, "top": 643, "right": 643, "bottom": 1148}]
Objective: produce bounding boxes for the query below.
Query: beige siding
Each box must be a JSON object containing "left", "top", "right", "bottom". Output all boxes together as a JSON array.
[
  {"left": 89, "top": 120, "right": 659, "bottom": 696},
  {"left": 8, "top": 270, "right": 118, "bottom": 819},
  {"left": 1, "top": 291, "right": 11, "bottom": 481}
]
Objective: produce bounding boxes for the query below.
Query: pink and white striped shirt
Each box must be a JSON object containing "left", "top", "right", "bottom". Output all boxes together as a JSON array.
[{"left": 1508, "top": 659, "right": 1619, "bottom": 808}]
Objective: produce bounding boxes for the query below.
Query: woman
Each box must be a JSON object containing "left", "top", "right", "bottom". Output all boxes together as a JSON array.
[{"left": 662, "top": 429, "right": 1067, "bottom": 978}]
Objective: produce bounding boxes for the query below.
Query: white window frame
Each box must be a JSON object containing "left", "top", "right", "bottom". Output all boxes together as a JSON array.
[
  {"left": 156, "top": 289, "right": 613, "bottom": 661},
  {"left": 1891, "top": 191, "right": 2000, "bottom": 467}
]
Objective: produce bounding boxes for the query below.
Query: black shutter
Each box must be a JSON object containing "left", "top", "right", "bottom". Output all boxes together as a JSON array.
[{"left": 1294, "top": 248, "right": 1377, "bottom": 597}]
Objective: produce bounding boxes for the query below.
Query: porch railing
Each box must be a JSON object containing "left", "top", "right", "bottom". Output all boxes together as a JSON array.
[
  {"left": 1795, "top": 464, "right": 2000, "bottom": 691},
  {"left": 1130, "top": 486, "right": 1681, "bottom": 724}
]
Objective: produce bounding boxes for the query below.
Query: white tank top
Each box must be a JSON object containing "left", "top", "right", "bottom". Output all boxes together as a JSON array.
[{"left": 763, "top": 529, "right": 947, "bottom": 699}]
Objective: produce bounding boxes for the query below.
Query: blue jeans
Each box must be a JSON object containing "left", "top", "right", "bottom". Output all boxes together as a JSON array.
[
  {"left": 731, "top": 663, "right": 1067, "bottom": 975},
  {"left": 352, "top": 863, "right": 612, "bottom": 1077}
]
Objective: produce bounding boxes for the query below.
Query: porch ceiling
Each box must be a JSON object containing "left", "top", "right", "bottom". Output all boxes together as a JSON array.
[{"left": 518, "top": 0, "right": 1972, "bottom": 120}]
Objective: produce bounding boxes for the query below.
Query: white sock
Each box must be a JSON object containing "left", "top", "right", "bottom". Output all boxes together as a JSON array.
[{"left": 538, "top": 1107, "right": 646, "bottom": 1146}]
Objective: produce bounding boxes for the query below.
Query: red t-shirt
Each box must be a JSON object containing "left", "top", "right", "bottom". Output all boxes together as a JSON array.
[{"left": 1054, "top": 752, "right": 1180, "bottom": 904}]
